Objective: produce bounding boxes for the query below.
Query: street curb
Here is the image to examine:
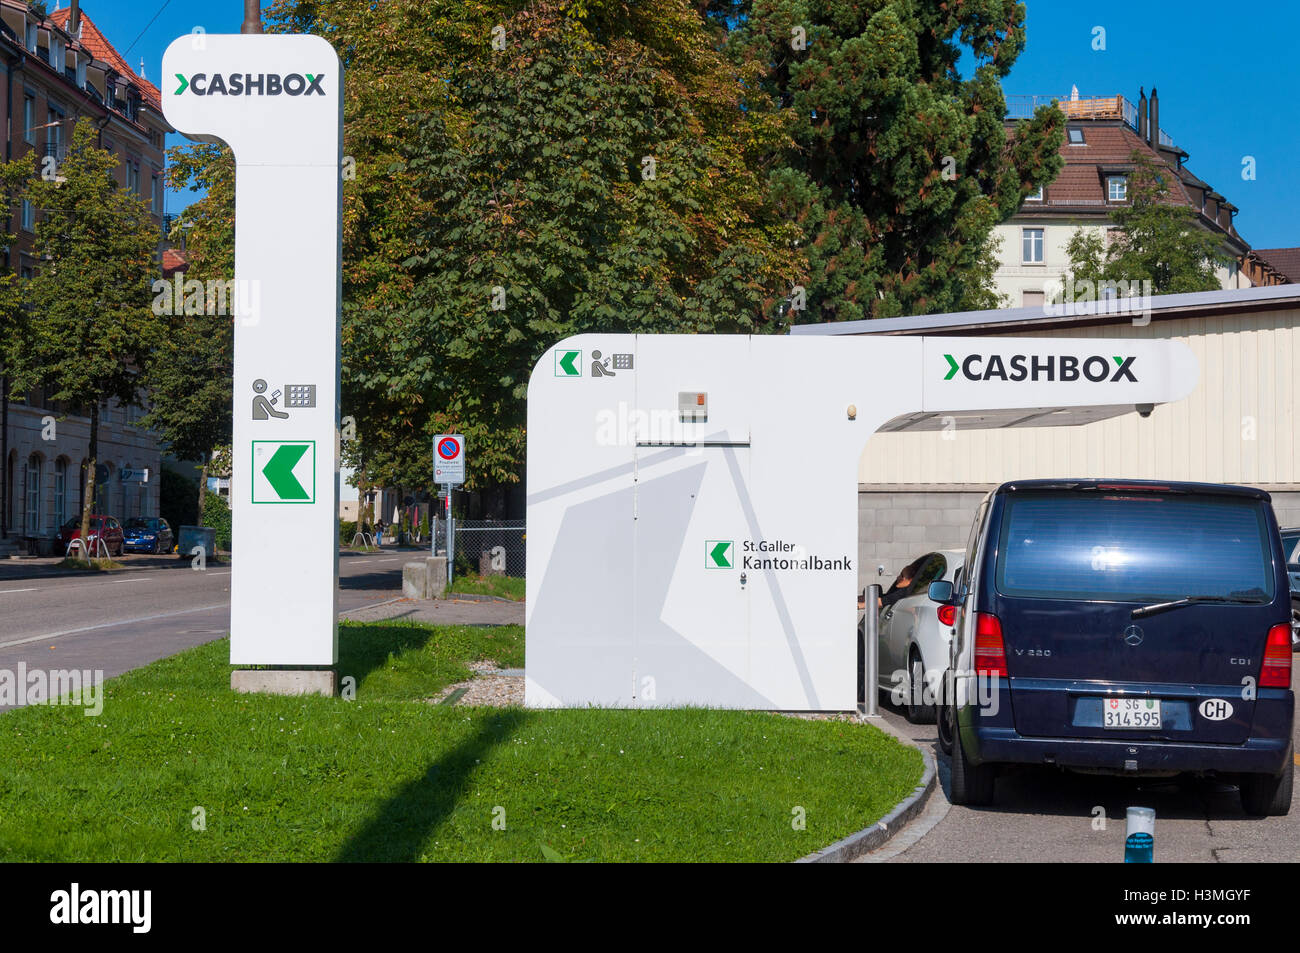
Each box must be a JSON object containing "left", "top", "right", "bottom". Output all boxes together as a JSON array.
[{"left": 795, "top": 717, "right": 936, "bottom": 864}]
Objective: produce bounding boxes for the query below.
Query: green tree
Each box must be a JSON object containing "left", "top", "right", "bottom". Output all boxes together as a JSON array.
[
  {"left": 8, "top": 119, "right": 162, "bottom": 552},
  {"left": 140, "top": 142, "right": 236, "bottom": 521},
  {"left": 1060, "top": 150, "right": 1224, "bottom": 297},
  {"left": 265, "top": 0, "right": 801, "bottom": 497},
  {"left": 724, "top": 0, "right": 1064, "bottom": 321}
]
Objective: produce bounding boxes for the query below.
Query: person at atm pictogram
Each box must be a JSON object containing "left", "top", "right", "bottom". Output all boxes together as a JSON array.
[{"left": 251, "top": 379, "right": 289, "bottom": 420}]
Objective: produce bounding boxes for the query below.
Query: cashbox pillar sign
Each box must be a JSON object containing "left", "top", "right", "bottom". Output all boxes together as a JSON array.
[{"left": 163, "top": 34, "right": 344, "bottom": 665}]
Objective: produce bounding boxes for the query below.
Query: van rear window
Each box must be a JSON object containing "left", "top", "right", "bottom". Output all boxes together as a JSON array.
[{"left": 996, "top": 493, "right": 1275, "bottom": 602}]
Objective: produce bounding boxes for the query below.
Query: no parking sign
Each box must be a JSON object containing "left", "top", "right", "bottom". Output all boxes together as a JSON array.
[{"left": 435, "top": 434, "right": 466, "bottom": 484}]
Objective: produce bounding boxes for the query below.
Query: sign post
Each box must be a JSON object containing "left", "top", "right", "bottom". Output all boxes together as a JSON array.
[
  {"left": 163, "top": 34, "right": 344, "bottom": 682},
  {"left": 434, "top": 434, "right": 465, "bottom": 584}
]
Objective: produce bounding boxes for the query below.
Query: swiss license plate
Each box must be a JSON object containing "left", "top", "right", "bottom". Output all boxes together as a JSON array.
[{"left": 1103, "top": 697, "right": 1162, "bottom": 729}]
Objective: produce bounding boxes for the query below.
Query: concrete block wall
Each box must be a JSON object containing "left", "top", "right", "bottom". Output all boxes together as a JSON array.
[
  {"left": 857, "top": 487, "right": 991, "bottom": 590},
  {"left": 859, "top": 485, "right": 1300, "bottom": 592}
]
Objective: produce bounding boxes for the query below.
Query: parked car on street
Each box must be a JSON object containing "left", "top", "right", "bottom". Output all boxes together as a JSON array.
[
  {"left": 57, "top": 515, "right": 124, "bottom": 557},
  {"left": 866, "top": 550, "right": 964, "bottom": 725},
  {"left": 122, "top": 517, "right": 174, "bottom": 555},
  {"left": 931, "top": 479, "right": 1294, "bottom": 816}
]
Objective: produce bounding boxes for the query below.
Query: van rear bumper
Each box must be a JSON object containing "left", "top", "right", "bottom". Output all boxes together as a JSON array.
[{"left": 962, "top": 724, "right": 1291, "bottom": 776}]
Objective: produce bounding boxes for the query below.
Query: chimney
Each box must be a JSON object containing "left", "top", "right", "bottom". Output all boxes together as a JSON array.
[
  {"left": 70, "top": 0, "right": 80, "bottom": 36},
  {"left": 1148, "top": 86, "right": 1159, "bottom": 149},
  {"left": 1137, "top": 87, "right": 1147, "bottom": 140}
]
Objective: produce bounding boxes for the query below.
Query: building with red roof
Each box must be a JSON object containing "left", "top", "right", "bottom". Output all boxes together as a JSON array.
[
  {"left": 0, "top": 0, "right": 173, "bottom": 552},
  {"left": 997, "top": 88, "right": 1285, "bottom": 307}
]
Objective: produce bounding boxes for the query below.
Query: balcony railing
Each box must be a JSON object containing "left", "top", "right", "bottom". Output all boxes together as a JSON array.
[{"left": 1007, "top": 93, "right": 1174, "bottom": 147}]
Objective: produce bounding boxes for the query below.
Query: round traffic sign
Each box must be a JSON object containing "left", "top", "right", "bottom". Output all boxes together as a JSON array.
[{"left": 437, "top": 437, "right": 461, "bottom": 460}]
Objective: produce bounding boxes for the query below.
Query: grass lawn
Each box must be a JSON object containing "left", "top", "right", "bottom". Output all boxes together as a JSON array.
[
  {"left": 449, "top": 573, "right": 525, "bottom": 601},
  {"left": 0, "top": 621, "right": 921, "bottom": 862}
]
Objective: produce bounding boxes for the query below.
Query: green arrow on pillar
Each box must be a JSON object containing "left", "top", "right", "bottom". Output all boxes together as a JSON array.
[
  {"left": 708, "top": 541, "right": 733, "bottom": 568},
  {"left": 263, "top": 444, "right": 310, "bottom": 500},
  {"left": 559, "top": 350, "right": 580, "bottom": 376},
  {"left": 943, "top": 353, "right": 959, "bottom": 380}
]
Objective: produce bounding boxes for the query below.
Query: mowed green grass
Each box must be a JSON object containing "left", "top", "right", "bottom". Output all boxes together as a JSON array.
[
  {"left": 448, "top": 573, "right": 526, "bottom": 601},
  {"left": 0, "top": 621, "right": 921, "bottom": 862}
]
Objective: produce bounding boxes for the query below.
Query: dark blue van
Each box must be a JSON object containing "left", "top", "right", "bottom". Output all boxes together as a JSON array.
[{"left": 932, "top": 479, "right": 1294, "bottom": 815}]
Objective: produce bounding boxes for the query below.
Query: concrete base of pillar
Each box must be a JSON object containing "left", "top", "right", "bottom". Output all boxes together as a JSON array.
[
  {"left": 402, "top": 556, "right": 448, "bottom": 600},
  {"left": 231, "top": 669, "right": 335, "bottom": 697}
]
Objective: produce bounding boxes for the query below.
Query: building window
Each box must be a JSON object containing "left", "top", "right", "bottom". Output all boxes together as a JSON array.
[
  {"left": 1022, "top": 290, "right": 1045, "bottom": 308},
  {"left": 151, "top": 174, "right": 161, "bottom": 213},
  {"left": 21, "top": 199, "right": 34, "bottom": 232},
  {"left": 25, "top": 454, "right": 42, "bottom": 535},
  {"left": 23, "top": 93, "right": 35, "bottom": 144},
  {"left": 53, "top": 458, "right": 67, "bottom": 528},
  {"left": 1067, "top": 127, "right": 1085, "bottom": 145},
  {"left": 127, "top": 160, "right": 140, "bottom": 195},
  {"left": 1026, "top": 186, "right": 1043, "bottom": 202},
  {"left": 1022, "top": 228, "right": 1044, "bottom": 264},
  {"left": 1107, "top": 176, "right": 1128, "bottom": 202}
]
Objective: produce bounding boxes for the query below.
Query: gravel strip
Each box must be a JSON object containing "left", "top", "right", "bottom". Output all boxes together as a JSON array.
[{"left": 429, "top": 659, "right": 524, "bottom": 708}]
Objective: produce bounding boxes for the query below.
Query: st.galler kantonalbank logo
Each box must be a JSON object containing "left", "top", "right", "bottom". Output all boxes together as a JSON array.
[
  {"left": 173, "top": 72, "right": 327, "bottom": 97},
  {"left": 942, "top": 352, "right": 1138, "bottom": 383}
]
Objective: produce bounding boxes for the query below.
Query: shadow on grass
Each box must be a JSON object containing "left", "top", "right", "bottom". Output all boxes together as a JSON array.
[
  {"left": 334, "top": 709, "right": 529, "bottom": 862},
  {"left": 336, "top": 623, "right": 439, "bottom": 687}
]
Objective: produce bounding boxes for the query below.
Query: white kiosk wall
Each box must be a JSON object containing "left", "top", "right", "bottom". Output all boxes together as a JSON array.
[
  {"left": 162, "top": 35, "right": 344, "bottom": 665},
  {"left": 525, "top": 334, "right": 1198, "bottom": 710}
]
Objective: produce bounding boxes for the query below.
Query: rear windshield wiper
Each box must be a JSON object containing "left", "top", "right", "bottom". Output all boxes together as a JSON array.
[{"left": 1131, "top": 595, "right": 1267, "bottom": 619}]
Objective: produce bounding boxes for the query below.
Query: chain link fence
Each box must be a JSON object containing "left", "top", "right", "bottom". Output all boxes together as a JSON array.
[{"left": 435, "top": 519, "right": 525, "bottom": 577}]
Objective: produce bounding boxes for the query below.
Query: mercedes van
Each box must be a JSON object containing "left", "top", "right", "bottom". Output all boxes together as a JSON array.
[{"left": 930, "top": 479, "right": 1294, "bottom": 815}]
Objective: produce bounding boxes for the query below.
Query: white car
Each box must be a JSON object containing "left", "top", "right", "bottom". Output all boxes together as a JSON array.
[{"left": 872, "top": 550, "right": 964, "bottom": 725}]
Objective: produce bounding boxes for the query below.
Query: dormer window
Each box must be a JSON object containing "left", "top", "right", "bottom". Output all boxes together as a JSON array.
[
  {"left": 1067, "top": 127, "right": 1085, "bottom": 145},
  {"left": 1107, "top": 175, "right": 1128, "bottom": 202},
  {"left": 1026, "top": 185, "right": 1044, "bottom": 202}
]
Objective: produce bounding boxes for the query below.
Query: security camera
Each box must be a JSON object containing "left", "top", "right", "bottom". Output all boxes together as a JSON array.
[{"left": 1135, "top": 403, "right": 1154, "bottom": 418}]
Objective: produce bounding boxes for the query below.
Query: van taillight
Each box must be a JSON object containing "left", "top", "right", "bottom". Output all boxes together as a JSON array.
[
  {"left": 974, "top": 613, "right": 1007, "bottom": 678},
  {"left": 937, "top": 604, "right": 957, "bottom": 627},
  {"left": 1260, "top": 624, "right": 1292, "bottom": 689}
]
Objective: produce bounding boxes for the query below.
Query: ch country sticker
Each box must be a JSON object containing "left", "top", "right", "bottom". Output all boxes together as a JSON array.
[
  {"left": 943, "top": 352, "right": 1137, "bottom": 383},
  {"left": 173, "top": 73, "right": 327, "bottom": 96}
]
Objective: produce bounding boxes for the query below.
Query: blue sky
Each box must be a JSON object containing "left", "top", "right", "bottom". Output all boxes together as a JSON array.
[{"left": 80, "top": 0, "right": 1295, "bottom": 247}]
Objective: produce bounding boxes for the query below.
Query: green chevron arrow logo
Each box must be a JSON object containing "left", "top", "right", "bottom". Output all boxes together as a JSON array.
[
  {"left": 174, "top": 73, "right": 189, "bottom": 95},
  {"left": 943, "top": 353, "right": 959, "bottom": 380},
  {"left": 555, "top": 349, "right": 581, "bottom": 377},
  {"left": 706, "top": 540, "right": 733, "bottom": 569},
  {"left": 252, "top": 441, "right": 315, "bottom": 503}
]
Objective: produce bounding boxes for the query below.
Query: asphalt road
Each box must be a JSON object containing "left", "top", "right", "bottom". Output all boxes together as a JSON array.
[
  {"left": 864, "top": 670, "right": 1300, "bottom": 863},
  {"left": 0, "top": 551, "right": 411, "bottom": 707}
]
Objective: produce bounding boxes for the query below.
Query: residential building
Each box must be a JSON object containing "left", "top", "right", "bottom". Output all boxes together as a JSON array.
[
  {"left": 995, "top": 88, "right": 1284, "bottom": 308},
  {"left": 1250, "top": 248, "right": 1300, "bottom": 285},
  {"left": 0, "top": 1, "right": 170, "bottom": 555}
]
